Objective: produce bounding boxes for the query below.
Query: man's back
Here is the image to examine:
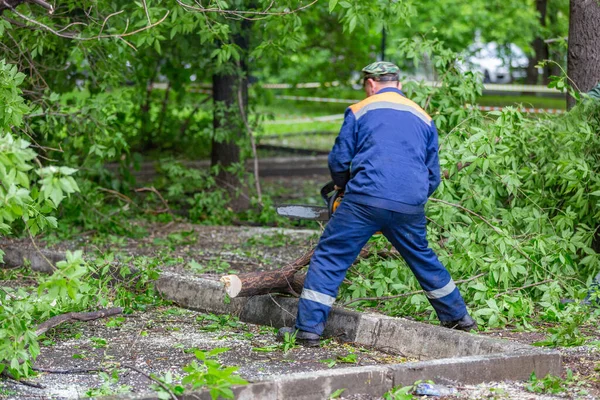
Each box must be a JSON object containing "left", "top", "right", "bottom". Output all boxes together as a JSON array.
[{"left": 329, "top": 87, "right": 440, "bottom": 214}]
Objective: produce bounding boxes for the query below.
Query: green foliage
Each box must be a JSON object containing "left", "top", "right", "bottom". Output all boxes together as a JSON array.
[
  {"left": 398, "top": 37, "right": 482, "bottom": 134},
  {"left": 197, "top": 314, "right": 243, "bottom": 332},
  {"left": 328, "top": 388, "right": 346, "bottom": 399},
  {"left": 85, "top": 370, "right": 131, "bottom": 398},
  {"left": 181, "top": 348, "right": 248, "bottom": 400},
  {"left": 0, "top": 60, "right": 80, "bottom": 236},
  {"left": 251, "top": 330, "right": 297, "bottom": 353},
  {"left": 320, "top": 352, "right": 358, "bottom": 368},
  {"left": 336, "top": 353, "right": 357, "bottom": 364},
  {"left": 532, "top": 304, "right": 590, "bottom": 347},
  {"left": 340, "top": 40, "right": 600, "bottom": 329},
  {"left": 0, "top": 250, "right": 163, "bottom": 379},
  {"left": 280, "top": 330, "right": 298, "bottom": 353},
  {"left": 105, "top": 317, "right": 125, "bottom": 328},
  {"left": 108, "top": 255, "right": 163, "bottom": 313},
  {"left": 383, "top": 385, "right": 416, "bottom": 400},
  {"left": 150, "top": 372, "right": 186, "bottom": 400},
  {"left": 525, "top": 371, "right": 573, "bottom": 394},
  {"left": 155, "top": 160, "right": 234, "bottom": 224},
  {"left": 188, "top": 258, "right": 235, "bottom": 275},
  {"left": 0, "top": 251, "right": 94, "bottom": 378}
]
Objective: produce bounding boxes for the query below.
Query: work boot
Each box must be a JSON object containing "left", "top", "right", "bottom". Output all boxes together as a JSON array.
[
  {"left": 441, "top": 314, "right": 478, "bottom": 332},
  {"left": 277, "top": 327, "right": 321, "bottom": 347}
]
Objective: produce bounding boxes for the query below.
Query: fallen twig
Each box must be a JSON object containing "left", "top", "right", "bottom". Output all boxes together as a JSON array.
[
  {"left": 2, "top": 371, "right": 45, "bottom": 389},
  {"left": 135, "top": 187, "right": 172, "bottom": 215},
  {"left": 494, "top": 279, "right": 554, "bottom": 298},
  {"left": 35, "top": 307, "right": 123, "bottom": 336},
  {"left": 32, "top": 367, "right": 106, "bottom": 374}
]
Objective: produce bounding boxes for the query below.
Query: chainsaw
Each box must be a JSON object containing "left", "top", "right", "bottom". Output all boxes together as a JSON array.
[{"left": 276, "top": 181, "right": 343, "bottom": 221}]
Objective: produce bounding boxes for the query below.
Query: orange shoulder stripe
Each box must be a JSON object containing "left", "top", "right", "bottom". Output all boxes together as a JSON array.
[{"left": 349, "top": 92, "right": 432, "bottom": 122}]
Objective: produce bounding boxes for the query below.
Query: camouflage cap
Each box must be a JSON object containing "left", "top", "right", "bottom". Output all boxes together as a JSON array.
[{"left": 361, "top": 61, "right": 400, "bottom": 81}]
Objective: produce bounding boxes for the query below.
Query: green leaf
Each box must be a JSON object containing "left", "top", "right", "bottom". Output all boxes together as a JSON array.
[
  {"left": 49, "top": 187, "right": 64, "bottom": 207},
  {"left": 329, "top": 0, "right": 338, "bottom": 12},
  {"left": 348, "top": 15, "right": 357, "bottom": 33}
]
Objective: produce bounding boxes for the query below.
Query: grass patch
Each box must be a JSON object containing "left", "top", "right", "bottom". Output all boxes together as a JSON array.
[
  {"left": 259, "top": 120, "right": 341, "bottom": 136},
  {"left": 476, "top": 94, "right": 566, "bottom": 109},
  {"left": 258, "top": 131, "right": 338, "bottom": 151}
]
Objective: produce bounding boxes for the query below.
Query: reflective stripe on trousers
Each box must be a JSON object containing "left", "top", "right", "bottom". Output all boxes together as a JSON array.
[{"left": 295, "top": 200, "right": 468, "bottom": 336}]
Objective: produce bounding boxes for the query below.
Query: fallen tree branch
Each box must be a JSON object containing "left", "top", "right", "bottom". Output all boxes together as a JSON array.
[
  {"left": 2, "top": 371, "right": 45, "bottom": 388},
  {"left": 35, "top": 307, "right": 123, "bottom": 336},
  {"left": 135, "top": 186, "right": 172, "bottom": 215},
  {"left": 341, "top": 273, "right": 487, "bottom": 307},
  {"left": 494, "top": 279, "right": 554, "bottom": 298},
  {"left": 32, "top": 367, "right": 106, "bottom": 374}
]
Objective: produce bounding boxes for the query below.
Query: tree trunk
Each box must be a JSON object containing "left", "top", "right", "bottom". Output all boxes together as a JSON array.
[
  {"left": 140, "top": 63, "right": 159, "bottom": 151},
  {"left": 567, "top": 0, "right": 600, "bottom": 109},
  {"left": 211, "top": 22, "right": 251, "bottom": 211},
  {"left": 526, "top": 0, "right": 549, "bottom": 85},
  {"left": 211, "top": 72, "right": 250, "bottom": 211}
]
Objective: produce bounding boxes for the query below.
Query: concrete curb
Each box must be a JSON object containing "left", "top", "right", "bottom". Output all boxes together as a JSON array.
[
  {"left": 0, "top": 247, "right": 65, "bottom": 272},
  {"left": 149, "top": 272, "right": 562, "bottom": 399}
]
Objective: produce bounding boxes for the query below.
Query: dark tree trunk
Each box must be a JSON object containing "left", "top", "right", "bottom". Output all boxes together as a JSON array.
[
  {"left": 211, "top": 72, "right": 250, "bottom": 211},
  {"left": 156, "top": 82, "right": 171, "bottom": 139},
  {"left": 567, "top": 0, "right": 600, "bottom": 109},
  {"left": 140, "top": 63, "right": 159, "bottom": 151},
  {"left": 526, "top": 0, "right": 549, "bottom": 85},
  {"left": 211, "top": 22, "right": 251, "bottom": 211}
]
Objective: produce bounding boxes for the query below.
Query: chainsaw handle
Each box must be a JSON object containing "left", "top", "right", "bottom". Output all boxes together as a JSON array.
[
  {"left": 320, "top": 181, "right": 337, "bottom": 205},
  {"left": 321, "top": 181, "right": 344, "bottom": 219}
]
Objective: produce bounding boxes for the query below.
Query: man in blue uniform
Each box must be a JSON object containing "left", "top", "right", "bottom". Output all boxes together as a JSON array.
[{"left": 278, "top": 61, "right": 476, "bottom": 346}]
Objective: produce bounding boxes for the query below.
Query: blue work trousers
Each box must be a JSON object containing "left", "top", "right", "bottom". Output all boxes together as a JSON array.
[{"left": 296, "top": 200, "right": 468, "bottom": 335}]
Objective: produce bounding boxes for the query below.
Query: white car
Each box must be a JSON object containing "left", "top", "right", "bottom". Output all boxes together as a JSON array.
[{"left": 466, "top": 42, "right": 529, "bottom": 84}]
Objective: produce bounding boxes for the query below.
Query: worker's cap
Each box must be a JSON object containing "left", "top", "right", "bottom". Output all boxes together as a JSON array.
[{"left": 361, "top": 61, "right": 400, "bottom": 82}]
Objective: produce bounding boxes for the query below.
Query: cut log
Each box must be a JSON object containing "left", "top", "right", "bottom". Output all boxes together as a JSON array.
[
  {"left": 221, "top": 247, "right": 316, "bottom": 298},
  {"left": 220, "top": 245, "right": 398, "bottom": 298}
]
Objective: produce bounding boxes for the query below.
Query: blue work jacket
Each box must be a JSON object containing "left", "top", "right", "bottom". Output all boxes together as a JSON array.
[{"left": 328, "top": 87, "right": 440, "bottom": 214}]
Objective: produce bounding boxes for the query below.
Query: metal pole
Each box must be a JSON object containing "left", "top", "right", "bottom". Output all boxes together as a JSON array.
[{"left": 381, "top": 28, "right": 386, "bottom": 61}]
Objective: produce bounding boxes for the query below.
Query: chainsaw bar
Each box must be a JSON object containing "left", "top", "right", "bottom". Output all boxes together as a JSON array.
[{"left": 275, "top": 205, "right": 330, "bottom": 221}]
